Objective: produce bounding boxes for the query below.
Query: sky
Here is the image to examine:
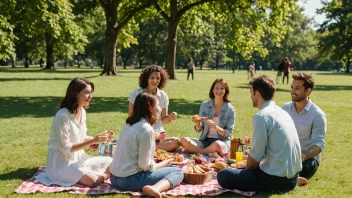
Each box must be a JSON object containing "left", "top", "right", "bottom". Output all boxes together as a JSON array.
[{"left": 298, "top": 0, "right": 327, "bottom": 28}]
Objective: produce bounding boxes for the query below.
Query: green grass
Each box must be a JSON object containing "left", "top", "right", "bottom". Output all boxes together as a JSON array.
[{"left": 1, "top": 66, "right": 351, "bottom": 197}]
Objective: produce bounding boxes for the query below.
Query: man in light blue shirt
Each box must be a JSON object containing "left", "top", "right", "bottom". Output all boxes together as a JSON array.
[
  {"left": 282, "top": 72, "right": 327, "bottom": 180},
  {"left": 218, "top": 75, "right": 302, "bottom": 193}
]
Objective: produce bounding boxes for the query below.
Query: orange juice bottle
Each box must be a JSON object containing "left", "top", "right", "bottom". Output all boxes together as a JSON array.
[{"left": 230, "top": 137, "right": 240, "bottom": 159}]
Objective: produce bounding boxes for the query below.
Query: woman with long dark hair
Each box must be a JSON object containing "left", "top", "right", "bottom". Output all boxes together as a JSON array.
[
  {"left": 35, "top": 78, "right": 113, "bottom": 187},
  {"left": 111, "top": 92, "right": 183, "bottom": 198}
]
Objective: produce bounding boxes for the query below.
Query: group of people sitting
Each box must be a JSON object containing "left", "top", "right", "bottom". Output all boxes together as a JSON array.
[{"left": 35, "top": 65, "right": 326, "bottom": 197}]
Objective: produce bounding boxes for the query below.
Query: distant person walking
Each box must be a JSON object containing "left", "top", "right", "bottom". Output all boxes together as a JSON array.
[
  {"left": 282, "top": 57, "right": 291, "bottom": 84},
  {"left": 187, "top": 57, "right": 195, "bottom": 80},
  {"left": 276, "top": 59, "right": 284, "bottom": 84}
]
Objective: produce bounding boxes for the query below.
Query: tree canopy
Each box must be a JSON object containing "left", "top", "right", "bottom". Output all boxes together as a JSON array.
[
  {"left": 153, "top": 0, "right": 298, "bottom": 79},
  {"left": 0, "top": 1, "right": 16, "bottom": 60},
  {"left": 318, "top": 0, "right": 352, "bottom": 72},
  {"left": 1, "top": 0, "right": 347, "bottom": 74}
]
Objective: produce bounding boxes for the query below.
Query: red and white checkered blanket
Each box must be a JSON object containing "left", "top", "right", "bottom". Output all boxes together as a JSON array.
[{"left": 15, "top": 167, "right": 255, "bottom": 196}]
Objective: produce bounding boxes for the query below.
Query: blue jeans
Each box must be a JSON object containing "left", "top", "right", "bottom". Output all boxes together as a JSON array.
[
  {"left": 217, "top": 167, "right": 298, "bottom": 193},
  {"left": 110, "top": 167, "right": 184, "bottom": 191},
  {"left": 300, "top": 158, "right": 319, "bottom": 179}
]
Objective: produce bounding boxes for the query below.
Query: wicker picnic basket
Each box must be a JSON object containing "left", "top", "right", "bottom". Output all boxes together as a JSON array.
[{"left": 183, "top": 169, "right": 213, "bottom": 184}]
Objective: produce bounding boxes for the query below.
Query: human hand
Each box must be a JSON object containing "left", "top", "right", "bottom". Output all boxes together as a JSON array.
[
  {"left": 192, "top": 115, "right": 202, "bottom": 123},
  {"left": 207, "top": 119, "right": 217, "bottom": 129},
  {"left": 104, "top": 130, "right": 115, "bottom": 143},
  {"left": 160, "top": 159, "right": 173, "bottom": 167},
  {"left": 170, "top": 112, "right": 177, "bottom": 121},
  {"left": 159, "top": 131, "right": 167, "bottom": 142},
  {"left": 93, "top": 132, "right": 109, "bottom": 144}
]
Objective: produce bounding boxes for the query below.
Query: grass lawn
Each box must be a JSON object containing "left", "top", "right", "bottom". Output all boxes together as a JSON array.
[{"left": 0, "top": 66, "right": 351, "bottom": 197}]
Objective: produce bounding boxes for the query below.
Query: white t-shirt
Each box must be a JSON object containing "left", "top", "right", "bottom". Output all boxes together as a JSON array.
[{"left": 128, "top": 88, "right": 169, "bottom": 132}]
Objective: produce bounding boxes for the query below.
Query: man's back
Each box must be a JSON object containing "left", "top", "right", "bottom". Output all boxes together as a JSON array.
[{"left": 251, "top": 101, "right": 302, "bottom": 178}]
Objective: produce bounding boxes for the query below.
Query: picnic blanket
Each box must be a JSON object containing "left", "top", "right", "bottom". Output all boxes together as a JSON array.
[{"left": 15, "top": 166, "right": 255, "bottom": 196}]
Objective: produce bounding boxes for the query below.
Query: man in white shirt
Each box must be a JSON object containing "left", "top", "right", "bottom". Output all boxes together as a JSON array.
[
  {"left": 282, "top": 72, "right": 327, "bottom": 180},
  {"left": 217, "top": 75, "right": 302, "bottom": 193}
]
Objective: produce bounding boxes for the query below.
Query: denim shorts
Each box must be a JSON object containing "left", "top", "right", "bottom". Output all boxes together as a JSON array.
[{"left": 200, "top": 137, "right": 221, "bottom": 148}]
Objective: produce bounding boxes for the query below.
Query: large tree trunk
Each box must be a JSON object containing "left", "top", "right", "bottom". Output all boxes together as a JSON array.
[
  {"left": 166, "top": 22, "right": 178, "bottom": 79},
  {"left": 45, "top": 32, "right": 54, "bottom": 69},
  {"left": 155, "top": 0, "right": 214, "bottom": 79},
  {"left": 99, "top": 0, "right": 155, "bottom": 75},
  {"left": 100, "top": 1, "right": 119, "bottom": 76},
  {"left": 101, "top": 28, "right": 118, "bottom": 75}
]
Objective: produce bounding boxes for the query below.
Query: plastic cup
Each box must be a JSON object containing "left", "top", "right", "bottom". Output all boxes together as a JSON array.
[{"left": 236, "top": 151, "right": 243, "bottom": 162}]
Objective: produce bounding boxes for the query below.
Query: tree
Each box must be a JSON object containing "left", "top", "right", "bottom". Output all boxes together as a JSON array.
[
  {"left": 42, "top": 0, "right": 87, "bottom": 69},
  {"left": 154, "top": 0, "right": 298, "bottom": 79},
  {"left": 98, "top": 0, "right": 156, "bottom": 76},
  {"left": 176, "top": 14, "right": 218, "bottom": 70},
  {"left": 71, "top": 2, "right": 106, "bottom": 68},
  {"left": 0, "top": 1, "right": 16, "bottom": 62},
  {"left": 318, "top": 0, "right": 352, "bottom": 73},
  {"left": 0, "top": 15, "right": 16, "bottom": 61},
  {"left": 7, "top": 0, "right": 87, "bottom": 69},
  {"left": 10, "top": 1, "right": 46, "bottom": 68},
  {"left": 153, "top": 0, "right": 215, "bottom": 79},
  {"left": 263, "top": 7, "right": 318, "bottom": 70},
  {"left": 133, "top": 15, "right": 168, "bottom": 66}
]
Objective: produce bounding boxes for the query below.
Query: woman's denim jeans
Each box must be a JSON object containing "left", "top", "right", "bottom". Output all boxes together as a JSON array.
[{"left": 110, "top": 167, "right": 184, "bottom": 191}]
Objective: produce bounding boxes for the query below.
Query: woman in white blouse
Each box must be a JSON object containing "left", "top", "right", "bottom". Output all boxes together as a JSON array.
[
  {"left": 35, "top": 78, "right": 113, "bottom": 187},
  {"left": 128, "top": 65, "right": 180, "bottom": 151},
  {"left": 110, "top": 92, "right": 183, "bottom": 198}
]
